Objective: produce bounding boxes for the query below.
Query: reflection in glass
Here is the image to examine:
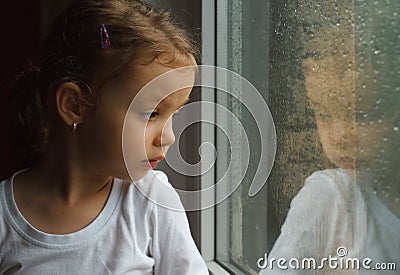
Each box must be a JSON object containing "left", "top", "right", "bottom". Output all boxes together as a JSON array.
[
  {"left": 214, "top": 0, "right": 399, "bottom": 274},
  {"left": 260, "top": 0, "right": 399, "bottom": 274}
]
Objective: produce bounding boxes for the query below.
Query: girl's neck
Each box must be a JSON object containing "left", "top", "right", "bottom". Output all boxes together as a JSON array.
[
  {"left": 12, "top": 143, "right": 115, "bottom": 234},
  {"left": 25, "top": 145, "right": 113, "bottom": 205}
]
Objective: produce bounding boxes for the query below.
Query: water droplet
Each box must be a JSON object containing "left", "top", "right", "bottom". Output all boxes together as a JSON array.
[
  {"left": 374, "top": 49, "right": 381, "bottom": 54},
  {"left": 394, "top": 127, "right": 399, "bottom": 132}
]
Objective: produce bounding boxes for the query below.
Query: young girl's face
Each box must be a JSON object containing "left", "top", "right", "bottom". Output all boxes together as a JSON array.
[
  {"left": 304, "top": 54, "right": 394, "bottom": 172},
  {"left": 304, "top": 55, "right": 357, "bottom": 170},
  {"left": 75, "top": 60, "right": 195, "bottom": 181}
]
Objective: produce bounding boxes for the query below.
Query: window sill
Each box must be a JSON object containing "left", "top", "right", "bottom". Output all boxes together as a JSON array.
[{"left": 207, "top": 261, "right": 231, "bottom": 275}]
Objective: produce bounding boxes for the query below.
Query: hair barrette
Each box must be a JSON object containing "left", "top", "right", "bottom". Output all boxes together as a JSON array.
[{"left": 100, "top": 24, "right": 111, "bottom": 49}]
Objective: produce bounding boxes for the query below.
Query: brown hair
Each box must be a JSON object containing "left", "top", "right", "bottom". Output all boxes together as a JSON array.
[{"left": 12, "top": 0, "right": 199, "bottom": 168}]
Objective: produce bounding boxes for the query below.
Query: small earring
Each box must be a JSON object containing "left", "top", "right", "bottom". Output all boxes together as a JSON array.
[{"left": 71, "top": 121, "right": 79, "bottom": 132}]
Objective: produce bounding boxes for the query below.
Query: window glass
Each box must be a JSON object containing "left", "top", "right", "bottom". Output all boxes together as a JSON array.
[
  {"left": 354, "top": 1, "right": 400, "bottom": 218},
  {"left": 215, "top": 0, "right": 275, "bottom": 273},
  {"left": 215, "top": 0, "right": 400, "bottom": 273}
]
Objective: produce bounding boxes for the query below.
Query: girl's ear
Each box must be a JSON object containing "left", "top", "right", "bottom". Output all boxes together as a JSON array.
[{"left": 55, "top": 82, "right": 85, "bottom": 127}]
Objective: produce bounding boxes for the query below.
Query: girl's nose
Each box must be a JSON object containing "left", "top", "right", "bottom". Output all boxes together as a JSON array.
[{"left": 154, "top": 117, "right": 175, "bottom": 148}]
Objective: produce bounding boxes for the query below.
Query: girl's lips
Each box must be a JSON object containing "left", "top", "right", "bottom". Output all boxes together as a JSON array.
[
  {"left": 142, "top": 156, "right": 164, "bottom": 169},
  {"left": 151, "top": 155, "right": 165, "bottom": 161},
  {"left": 143, "top": 160, "right": 159, "bottom": 169}
]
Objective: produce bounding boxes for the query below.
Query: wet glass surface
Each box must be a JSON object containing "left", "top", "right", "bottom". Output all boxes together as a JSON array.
[{"left": 215, "top": 0, "right": 399, "bottom": 273}]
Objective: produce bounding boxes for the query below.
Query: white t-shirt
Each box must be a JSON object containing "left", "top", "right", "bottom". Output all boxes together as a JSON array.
[
  {"left": 259, "top": 168, "right": 400, "bottom": 274},
  {"left": 0, "top": 169, "right": 209, "bottom": 275}
]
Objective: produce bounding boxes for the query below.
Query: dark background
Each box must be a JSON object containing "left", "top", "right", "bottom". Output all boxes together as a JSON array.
[{"left": 1, "top": 1, "right": 41, "bottom": 179}]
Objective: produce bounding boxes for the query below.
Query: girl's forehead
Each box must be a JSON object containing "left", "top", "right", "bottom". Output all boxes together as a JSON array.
[
  {"left": 133, "top": 86, "right": 192, "bottom": 110},
  {"left": 128, "top": 61, "right": 195, "bottom": 99}
]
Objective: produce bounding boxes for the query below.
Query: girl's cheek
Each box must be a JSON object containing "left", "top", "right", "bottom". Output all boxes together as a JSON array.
[
  {"left": 123, "top": 122, "right": 147, "bottom": 157},
  {"left": 123, "top": 116, "right": 146, "bottom": 139}
]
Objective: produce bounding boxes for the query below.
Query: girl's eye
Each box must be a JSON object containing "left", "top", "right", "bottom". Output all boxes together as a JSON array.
[{"left": 140, "top": 112, "right": 158, "bottom": 121}]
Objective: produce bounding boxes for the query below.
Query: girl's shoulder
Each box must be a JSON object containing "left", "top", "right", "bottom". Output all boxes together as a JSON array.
[
  {"left": 304, "top": 168, "right": 356, "bottom": 197},
  {"left": 290, "top": 168, "right": 362, "bottom": 217},
  {"left": 0, "top": 175, "right": 12, "bottom": 213},
  {"left": 127, "top": 170, "right": 185, "bottom": 212},
  {"left": 0, "top": 176, "right": 13, "bottom": 247}
]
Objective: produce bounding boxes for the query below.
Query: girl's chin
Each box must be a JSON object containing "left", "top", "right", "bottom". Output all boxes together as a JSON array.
[
  {"left": 331, "top": 155, "right": 353, "bottom": 164},
  {"left": 119, "top": 167, "right": 150, "bottom": 182},
  {"left": 331, "top": 157, "right": 356, "bottom": 171}
]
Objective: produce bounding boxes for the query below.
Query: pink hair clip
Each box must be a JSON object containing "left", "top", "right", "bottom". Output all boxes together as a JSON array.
[{"left": 100, "top": 24, "right": 111, "bottom": 49}]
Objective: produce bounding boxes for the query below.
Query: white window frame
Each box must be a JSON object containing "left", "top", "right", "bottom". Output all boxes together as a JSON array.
[{"left": 200, "top": 1, "right": 232, "bottom": 274}]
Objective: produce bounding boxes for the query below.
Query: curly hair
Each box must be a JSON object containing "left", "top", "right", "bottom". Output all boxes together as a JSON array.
[{"left": 12, "top": 0, "right": 199, "bottom": 168}]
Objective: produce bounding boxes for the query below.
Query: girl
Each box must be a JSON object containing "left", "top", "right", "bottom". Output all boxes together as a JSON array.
[{"left": 0, "top": 0, "right": 208, "bottom": 274}]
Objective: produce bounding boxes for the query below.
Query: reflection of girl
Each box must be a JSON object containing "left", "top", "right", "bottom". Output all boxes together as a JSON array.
[
  {"left": 260, "top": 51, "right": 400, "bottom": 273},
  {"left": 0, "top": 1, "right": 208, "bottom": 273}
]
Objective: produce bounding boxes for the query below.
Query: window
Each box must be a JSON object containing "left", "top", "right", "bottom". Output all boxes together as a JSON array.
[
  {"left": 202, "top": 0, "right": 400, "bottom": 274},
  {"left": 214, "top": 0, "right": 271, "bottom": 273}
]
